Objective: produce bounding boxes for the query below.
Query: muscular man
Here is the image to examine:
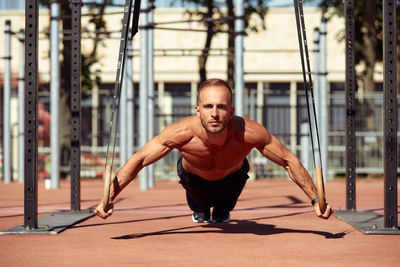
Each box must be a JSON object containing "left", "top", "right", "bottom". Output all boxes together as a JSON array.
[{"left": 95, "top": 78, "right": 333, "bottom": 222}]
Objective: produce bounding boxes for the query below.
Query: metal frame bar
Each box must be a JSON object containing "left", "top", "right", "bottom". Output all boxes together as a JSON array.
[
  {"left": 344, "top": 0, "right": 356, "bottom": 211},
  {"left": 70, "top": 0, "right": 82, "bottom": 211},
  {"left": 383, "top": 0, "right": 397, "bottom": 229},
  {"left": 1, "top": 0, "right": 96, "bottom": 235},
  {"left": 24, "top": 0, "right": 39, "bottom": 230},
  {"left": 3, "top": 20, "right": 12, "bottom": 184},
  {"left": 335, "top": 0, "right": 399, "bottom": 235}
]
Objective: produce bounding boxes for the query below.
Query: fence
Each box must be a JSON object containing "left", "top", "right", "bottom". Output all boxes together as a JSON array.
[{"left": 2, "top": 89, "right": 399, "bottom": 181}]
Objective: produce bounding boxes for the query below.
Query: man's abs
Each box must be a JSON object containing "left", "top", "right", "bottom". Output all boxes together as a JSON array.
[{"left": 180, "top": 156, "right": 246, "bottom": 181}]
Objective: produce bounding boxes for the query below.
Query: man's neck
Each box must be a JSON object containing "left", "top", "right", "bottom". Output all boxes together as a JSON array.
[{"left": 203, "top": 128, "right": 229, "bottom": 149}]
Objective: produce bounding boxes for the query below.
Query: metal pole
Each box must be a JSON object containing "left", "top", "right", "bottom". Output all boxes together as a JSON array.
[
  {"left": 50, "top": 1, "right": 60, "bottom": 188},
  {"left": 119, "top": 56, "right": 128, "bottom": 167},
  {"left": 313, "top": 28, "right": 320, "bottom": 119},
  {"left": 191, "top": 81, "right": 198, "bottom": 112},
  {"left": 3, "top": 20, "right": 12, "bottom": 184},
  {"left": 289, "top": 81, "right": 297, "bottom": 154},
  {"left": 300, "top": 121, "right": 310, "bottom": 172},
  {"left": 147, "top": 1, "right": 155, "bottom": 188},
  {"left": 139, "top": 0, "right": 149, "bottom": 190},
  {"left": 70, "top": 0, "right": 82, "bottom": 211},
  {"left": 234, "top": 0, "right": 244, "bottom": 116},
  {"left": 126, "top": 38, "right": 134, "bottom": 158},
  {"left": 345, "top": 0, "right": 356, "bottom": 211},
  {"left": 18, "top": 29, "right": 25, "bottom": 183},
  {"left": 383, "top": 0, "right": 397, "bottom": 229},
  {"left": 256, "top": 81, "right": 263, "bottom": 125},
  {"left": 24, "top": 0, "right": 39, "bottom": 229},
  {"left": 319, "top": 18, "right": 328, "bottom": 182}
]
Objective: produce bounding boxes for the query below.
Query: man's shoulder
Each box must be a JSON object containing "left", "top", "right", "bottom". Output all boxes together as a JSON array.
[
  {"left": 230, "top": 116, "right": 260, "bottom": 131},
  {"left": 230, "top": 116, "right": 270, "bottom": 144},
  {"left": 159, "top": 116, "right": 198, "bottom": 144}
]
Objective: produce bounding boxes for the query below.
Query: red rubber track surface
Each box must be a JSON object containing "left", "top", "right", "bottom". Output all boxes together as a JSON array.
[{"left": 0, "top": 178, "right": 399, "bottom": 266}]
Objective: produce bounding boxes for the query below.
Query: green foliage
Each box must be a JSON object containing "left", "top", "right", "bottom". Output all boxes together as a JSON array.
[
  {"left": 80, "top": 1, "right": 112, "bottom": 93},
  {"left": 176, "top": 0, "right": 270, "bottom": 33},
  {"left": 319, "top": 0, "right": 400, "bottom": 65},
  {"left": 40, "top": 0, "right": 112, "bottom": 94}
]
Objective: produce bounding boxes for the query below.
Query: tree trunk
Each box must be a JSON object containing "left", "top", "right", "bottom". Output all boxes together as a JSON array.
[
  {"left": 199, "top": 0, "right": 214, "bottom": 83},
  {"left": 361, "top": 0, "right": 377, "bottom": 131},
  {"left": 226, "top": 0, "right": 235, "bottom": 89}
]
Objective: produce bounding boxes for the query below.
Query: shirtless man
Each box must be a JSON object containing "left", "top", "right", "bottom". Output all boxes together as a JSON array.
[{"left": 95, "top": 78, "right": 333, "bottom": 222}]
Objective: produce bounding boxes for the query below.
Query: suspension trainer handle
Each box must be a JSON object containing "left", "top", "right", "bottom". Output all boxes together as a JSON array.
[{"left": 315, "top": 166, "right": 326, "bottom": 214}]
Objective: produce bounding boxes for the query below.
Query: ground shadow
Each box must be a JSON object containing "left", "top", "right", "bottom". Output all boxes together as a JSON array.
[
  {"left": 111, "top": 219, "right": 346, "bottom": 240},
  {"left": 71, "top": 214, "right": 191, "bottom": 229}
]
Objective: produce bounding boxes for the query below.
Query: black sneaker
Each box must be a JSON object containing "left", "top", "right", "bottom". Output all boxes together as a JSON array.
[
  {"left": 192, "top": 211, "right": 211, "bottom": 223},
  {"left": 212, "top": 212, "right": 230, "bottom": 223}
]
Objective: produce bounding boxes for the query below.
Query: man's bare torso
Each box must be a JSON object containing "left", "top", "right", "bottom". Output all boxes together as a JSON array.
[{"left": 172, "top": 116, "right": 257, "bottom": 180}]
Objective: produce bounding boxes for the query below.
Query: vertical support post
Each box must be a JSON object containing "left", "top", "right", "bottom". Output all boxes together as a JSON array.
[
  {"left": 313, "top": 28, "right": 320, "bottom": 117},
  {"left": 300, "top": 121, "right": 310, "bottom": 172},
  {"left": 24, "top": 0, "right": 39, "bottom": 229},
  {"left": 383, "top": 0, "right": 398, "bottom": 229},
  {"left": 119, "top": 57, "right": 128, "bottom": 167},
  {"left": 345, "top": 0, "right": 356, "bottom": 211},
  {"left": 18, "top": 29, "right": 25, "bottom": 183},
  {"left": 289, "top": 81, "right": 297, "bottom": 154},
  {"left": 191, "top": 81, "right": 198, "bottom": 112},
  {"left": 312, "top": 27, "right": 322, "bottom": 174},
  {"left": 126, "top": 38, "right": 134, "bottom": 159},
  {"left": 91, "top": 85, "right": 99, "bottom": 152},
  {"left": 256, "top": 81, "right": 263, "bottom": 125},
  {"left": 249, "top": 89, "right": 256, "bottom": 121},
  {"left": 3, "top": 20, "right": 12, "bottom": 184},
  {"left": 147, "top": 0, "right": 155, "bottom": 188},
  {"left": 319, "top": 17, "right": 328, "bottom": 181},
  {"left": 234, "top": 0, "right": 244, "bottom": 116},
  {"left": 50, "top": 1, "right": 60, "bottom": 188},
  {"left": 70, "top": 0, "right": 82, "bottom": 211},
  {"left": 139, "top": 0, "right": 149, "bottom": 190}
]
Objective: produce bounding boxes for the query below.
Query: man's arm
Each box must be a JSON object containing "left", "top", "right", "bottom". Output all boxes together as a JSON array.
[
  {"left": 246, "top": 120, "right": 333, "bottom": 219},
  {"left": 95, "top": 118, "right": 194, "bottom": 219}
]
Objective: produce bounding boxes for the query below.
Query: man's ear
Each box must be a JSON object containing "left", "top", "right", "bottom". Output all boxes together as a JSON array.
[
  {"left": 231, "top": 107, "right": 235, "bottom": 117},
  {"left": 195, "top": 105, "right": 200, "bottom": 116}
]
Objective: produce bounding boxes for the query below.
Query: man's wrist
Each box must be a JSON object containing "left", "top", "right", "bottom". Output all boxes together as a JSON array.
[{"left": 311, "top": 197, "right": 326, "bottom": 206}]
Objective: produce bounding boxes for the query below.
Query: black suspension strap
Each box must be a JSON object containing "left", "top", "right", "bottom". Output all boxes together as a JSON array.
[
  {"left": 293, "top": 0, "right": 326, "bottom": 213},
  {"left": 103, "top": 0, "right": 141, "bottom": 212}
]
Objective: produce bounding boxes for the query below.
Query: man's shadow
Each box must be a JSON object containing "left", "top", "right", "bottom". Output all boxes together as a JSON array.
[{"left": 111, "top": 218, "right": 346, "bottom": 240}]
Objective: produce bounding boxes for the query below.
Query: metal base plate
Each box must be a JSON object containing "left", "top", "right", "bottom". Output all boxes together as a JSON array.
[
  {"left": 0, "top": 210, "right": 94, "bottom": 235},
  {"left": 334, "top": 210, "right": 400, "bottom": 235}
]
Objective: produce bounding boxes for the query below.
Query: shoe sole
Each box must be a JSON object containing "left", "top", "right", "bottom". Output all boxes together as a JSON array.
[
  {"left": 192, "top": 214, "right": 210, "bottom": 223},
  {"left": 211, "top": 214, "right": 230, "bottom": 223}
]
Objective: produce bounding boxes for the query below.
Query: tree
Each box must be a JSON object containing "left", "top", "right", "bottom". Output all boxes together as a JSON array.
[
  {"left": 178, "top": 0, "right": 269, "bottom": 88},
  {"left": 319, "top": 0, "right": 400, "bottom": 130}
]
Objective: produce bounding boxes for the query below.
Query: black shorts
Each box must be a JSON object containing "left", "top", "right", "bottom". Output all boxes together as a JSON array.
[{"left": 177, "top": 156, "right": 249, "bottom": 215}]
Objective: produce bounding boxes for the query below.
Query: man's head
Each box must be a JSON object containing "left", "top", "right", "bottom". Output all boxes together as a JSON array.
[{"left": 195, "top": 78, "right": 234, "bottom": 134}]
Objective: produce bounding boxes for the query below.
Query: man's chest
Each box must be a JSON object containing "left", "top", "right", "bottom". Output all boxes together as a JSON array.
[{"left": 178, "top": 138, "right": 251, "bottom": 169}]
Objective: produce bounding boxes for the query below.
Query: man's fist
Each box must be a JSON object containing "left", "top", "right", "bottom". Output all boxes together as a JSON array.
[{"left": 94, "top": 202, "right": 114, "bottom": 219}]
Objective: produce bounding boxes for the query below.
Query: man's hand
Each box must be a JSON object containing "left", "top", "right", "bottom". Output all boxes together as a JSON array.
[
  {"left": 313, "top": 203, "right": 334, "bottom": 219},
  {"left": 94, "top": 202, "right": 114, "bottom": 219}
]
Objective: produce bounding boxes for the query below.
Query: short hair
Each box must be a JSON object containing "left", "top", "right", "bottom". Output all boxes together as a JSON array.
[{"left": 197, "top": 78, "right": 233, "bottom": 105}]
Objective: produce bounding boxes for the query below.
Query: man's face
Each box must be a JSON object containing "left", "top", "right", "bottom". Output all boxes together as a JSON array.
[{"left": 195, "top": 85, "right": 234, "bottom": 134}]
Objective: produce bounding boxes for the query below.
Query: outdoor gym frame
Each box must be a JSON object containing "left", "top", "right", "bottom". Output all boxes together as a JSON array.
[
  {"left": 334, "top": 0, "right": 399, "bottom": 235},
  {"left": 1, "top": 0, "right": 93, "bottom": 234},
  {"left": 0, "top": 0, "right": 398, "bottom": 235}
]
